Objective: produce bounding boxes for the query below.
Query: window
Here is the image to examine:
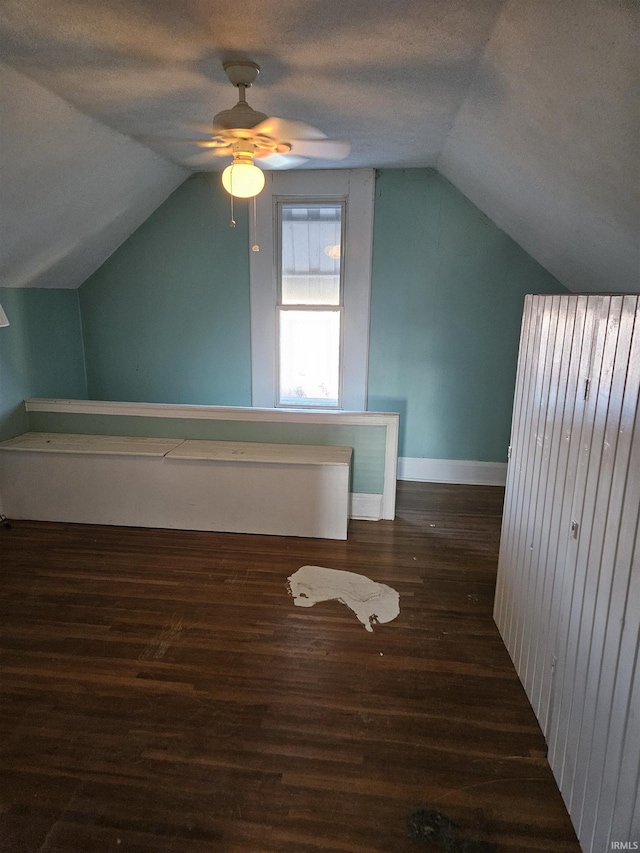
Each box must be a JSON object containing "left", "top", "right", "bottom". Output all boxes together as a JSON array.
[
  {"left": 277, "top": 203, "right": 344, "bottom": 407},
  {"left": 250, "top": 170, "right": 374, "bottom": 410}
]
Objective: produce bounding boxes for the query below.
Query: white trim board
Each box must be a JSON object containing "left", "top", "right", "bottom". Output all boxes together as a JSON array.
[
  {"left": 398, "top": 457, "right": 507, "bottom": 486},
  {"left": 25, "top": 398, "right": 392, "bottom": 426},
  {"left": 24, "top": 398, "right": 399, "bottom": 519},
  {"left": 350, "top": 493, "right": 384, "bottom": 521}
]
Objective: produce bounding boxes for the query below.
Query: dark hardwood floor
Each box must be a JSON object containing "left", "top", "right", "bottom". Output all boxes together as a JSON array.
[{"left": 0, "top": 482, "right": 580, "bottom": 853}]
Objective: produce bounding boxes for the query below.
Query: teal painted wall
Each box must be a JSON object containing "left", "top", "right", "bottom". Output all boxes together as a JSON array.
[
  {"left": 0, "top": 288, "right": 87, "bottom": 440},
  {"left": 75, "top": 167, "right": 569, "bottom": 465},
  {"left": 367, "top": 170, "right": 569, "bottom": 462},
  {"left": 79, "top": 173, "right": 251, "bottom": 406}
]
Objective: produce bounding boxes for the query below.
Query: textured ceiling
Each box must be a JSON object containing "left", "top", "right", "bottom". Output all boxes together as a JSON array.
[{"left": 0, "top": 0, "right": 637, "bottom": 292}]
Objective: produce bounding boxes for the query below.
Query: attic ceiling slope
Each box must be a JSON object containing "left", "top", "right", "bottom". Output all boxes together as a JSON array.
[
  {"left": 439, "top": 0, "right": 639, "bottom": 295},
  {"left": 1, "top": 0, "right": 637, "bottom": 295},
  {"left": 0, "top": 0, "right": 505, "bottom": 170},
  {"left": 0, "top": 63, "right": 188, "bottom": 289}
]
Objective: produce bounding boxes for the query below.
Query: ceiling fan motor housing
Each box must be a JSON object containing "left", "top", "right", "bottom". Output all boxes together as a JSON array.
[
  {"left": 213, "top": 62, "right": 267, "bottom": 133},
  {"left": 212, "top": 101, "right": 269, "bottom": 133}
]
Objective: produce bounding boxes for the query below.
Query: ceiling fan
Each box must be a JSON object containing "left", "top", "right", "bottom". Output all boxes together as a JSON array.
[{"left": 194, "top": 61, "right": 351, "bottom": 199}]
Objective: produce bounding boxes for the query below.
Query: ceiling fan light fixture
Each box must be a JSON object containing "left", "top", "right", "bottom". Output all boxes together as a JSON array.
[
  {"left": 207, "top": 60, "right": 348, "bottom": 204},
  {"left": 221, "top": 154, "right": 265, "bottom": 199}
]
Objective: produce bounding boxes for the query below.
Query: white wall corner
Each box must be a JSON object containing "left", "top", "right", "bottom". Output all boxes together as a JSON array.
[{"left": 398, "top": 457, "right": 507, "bottom": 487}]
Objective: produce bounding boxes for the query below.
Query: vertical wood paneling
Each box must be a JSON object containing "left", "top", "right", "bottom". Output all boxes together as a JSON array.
[
  {"left": 589, "top": 326, "right": 640, "bottom": 852},
  {"left": 531, "top": 296, "right": 584, "bottom": 725},
  {"left": 567, "top": 298, "right": 638, "bottom": 828},
  {"left": 548, "top": 296, "right": 609, "bottom": 767},
  {"left": 594, "top": 546, "right": 639, "bottom": 852},
  {"left": 498, "top": 295, "right": 543, "bottom": 653},
  {"left": 494, "top": 294, "right": 640, "bottom": 853},
  {"left": 494, "top": 295, "right": 533, "bottom": 629},
  {"left": 608, "top": 600, "right": 640, "bottom": 844},
  {"left": 550, "top": 297, "right": 623, "bottom": 784},
  {"left": 508, "top": 296, "right": 551, "bottom": 665},
  {"left": 504, "top": 292, "right": 545, "bottom": 661},
  {"left": 540, "top": 295, "right": 594, "bottom": 735},
  {"left": 515, "top": 296, "right": 561, "bottom": 681},
  {"left": 522, "top": 296, "right": 567, "bottom": 696}
]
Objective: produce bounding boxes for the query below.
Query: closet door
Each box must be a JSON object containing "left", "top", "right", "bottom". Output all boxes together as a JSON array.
[
  {"left": 547, "top": 295, "right": 615, "bottom": 767},
  {"left": 494, "top": 293, "right": 591, "bottom": 728},
  {"left": 531, "top": 295, "right": 589, "bottom": 733},
  {"left": 494, "top": 294, "right": 640, "bottom": 853},
  {"left": 494, "top": 293, "right": 543, "bottom": 663},
  {"left": 565, "top": 296, "right": 639, "bottom": 852}
]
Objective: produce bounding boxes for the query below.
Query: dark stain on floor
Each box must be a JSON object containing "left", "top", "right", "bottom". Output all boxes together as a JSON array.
[{"left": 406, "top": 809, "right": 496, "bottom": 852}]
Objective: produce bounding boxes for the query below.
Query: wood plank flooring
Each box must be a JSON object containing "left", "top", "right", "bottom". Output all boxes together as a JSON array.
[{"left": 0, "top": 482, "right": 580, "bottom": 853}]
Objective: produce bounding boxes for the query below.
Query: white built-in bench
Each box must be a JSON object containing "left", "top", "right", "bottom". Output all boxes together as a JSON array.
[{"left": 0, "top": 432, "right": 353, "bottom": 540}]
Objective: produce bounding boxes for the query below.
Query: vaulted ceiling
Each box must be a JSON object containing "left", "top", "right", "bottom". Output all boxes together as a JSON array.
[{"left": 1, "top": 0, "right": 637, "bottom": 293}]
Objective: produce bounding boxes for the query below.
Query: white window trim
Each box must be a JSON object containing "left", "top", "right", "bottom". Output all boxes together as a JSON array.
[{"left": 249, "top": 169, "right": 375, "bottom": 411}]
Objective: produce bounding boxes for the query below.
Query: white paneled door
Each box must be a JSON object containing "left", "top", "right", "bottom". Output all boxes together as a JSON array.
[{"left": 494, "top": 294, "right": 640, "bottom": 853}]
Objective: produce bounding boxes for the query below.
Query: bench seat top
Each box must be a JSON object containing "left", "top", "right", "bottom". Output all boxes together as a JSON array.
[
  {"left": 0, "top": 432, "right": 184, "bottom": 457},
  {"left": 0, "top": 433, "right": 353, "bottom": 466},
  {"left": 165, "top": 440, "right": 352, "bottom": 466}
]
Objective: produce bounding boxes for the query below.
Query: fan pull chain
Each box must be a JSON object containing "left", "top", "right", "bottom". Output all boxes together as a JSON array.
[
  {"left": 252, "top": 196, "right": 260, "bottom": 252},
  {"left": 229, "top": 187, "right": 235, "bottom": 228}
]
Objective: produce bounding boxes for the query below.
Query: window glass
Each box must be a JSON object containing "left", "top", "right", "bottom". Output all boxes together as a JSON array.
[
  {"left": 280, "top": 204, "right": 342, "bottom": 306},
  {"left": 278, "top": 309, "right": 341, "bottom": 407}
]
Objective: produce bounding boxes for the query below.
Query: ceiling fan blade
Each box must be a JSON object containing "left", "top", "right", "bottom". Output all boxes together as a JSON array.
[
  {"left": 190, "top": 122, "right": 219, "bottom": 135},
  {"left": 258, "top": 153, "right": 309, "bottom": 170},
  {"left": 191, "top": 141, "right": 234, "bottom": 154},
  {"left": 252, "top": 117, "right": 328, "bottom": 141},
  {"left": 287, "top": 139, "right": 351, "bottom": 160}
]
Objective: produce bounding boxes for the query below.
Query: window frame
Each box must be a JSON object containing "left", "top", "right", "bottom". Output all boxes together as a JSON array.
[
  {"left": 276, "top": 198, "right": 346, "bottom": 408},
  {"left": 249, "top": 169, "right": 374, "bottom": 411}
]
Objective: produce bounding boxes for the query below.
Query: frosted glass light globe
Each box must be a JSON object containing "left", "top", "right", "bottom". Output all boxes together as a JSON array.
[{"left": 221, "top": 161, "right": 265, "bottom": 198}]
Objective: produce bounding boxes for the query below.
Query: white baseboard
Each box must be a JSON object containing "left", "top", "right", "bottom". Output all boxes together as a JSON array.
[
  {"left": 350, "top": 492, "right": 383, "bottom": 521},
  {"left": 398, "top": 457, "right": 507, "bottom": 487}
]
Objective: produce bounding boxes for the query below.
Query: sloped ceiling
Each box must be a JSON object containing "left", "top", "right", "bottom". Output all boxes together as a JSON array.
[
  {"left": 439, "top": 2, "right": 639, "bottom": 295},
  {"left": 0, "top": 0, "right": 637, "bottom": 292},
  {"left": 0, "top": 63, "right": 188, "bottom": 289}
]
